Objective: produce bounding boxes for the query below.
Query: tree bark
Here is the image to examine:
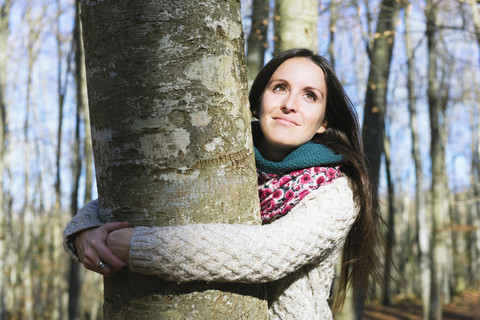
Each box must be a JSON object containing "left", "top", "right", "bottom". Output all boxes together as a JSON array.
[
  {"left": 68, "top": 5, "right": 85, "bottom": 320},
  {"left": 426, "top": 0, "right": 452, "bottom": 318},
  {"left": 382, "top": 129, "right": 394, "bottom": 306},
  {"left": 0, "top": 1, "right": 10, "bottom": 318},
  {"left": 80, "top": 0, "right": 267, "bottom": 318},
  {"left": 328, "top": 0, "right": 338, "bottom": 68},
  {"left": 361, "top": 0, "right": 399, "bottom": 191},
  {"left": 273, "top": 0, "right": 318, "bottom": 55},
  {"left": 468, "top": 0, "right": 480, "bottom": 63},
  {"left": 246, "top": 0, "right": 269, "bottom": 88},
  {"left": 405, "top": 4, "right": 431, "bottom": 319}
]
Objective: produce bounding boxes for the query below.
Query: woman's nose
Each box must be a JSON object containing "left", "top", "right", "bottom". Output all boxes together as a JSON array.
[{"left": 281, "top": 95, "right": 297, "bottom": 112}]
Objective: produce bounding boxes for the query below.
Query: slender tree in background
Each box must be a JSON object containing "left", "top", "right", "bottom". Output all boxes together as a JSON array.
[
  {"left": 19, "top": 4, "right": 45, "bottom": 318},
  {"left": 69, "top": 66, "right": 82, "bottom": 320},
  {"left": 426, "top": 0, "right": 451, "bottom": 318},
  {"left": 361, "top": 0, "right": 399, "bottom": 191},
  {"left": 467, "top": 0, "right": 480, "bottom": 291},
  {"left": 68, "top": 2, "right": 88, "bottom": 318},
  {"left": 246, "top": 0, "right": 269, "bottom": 88},
  {"left": 328, "top": 0, "right": 338, "bottom": 68},
  {"left": 405, "top": 3, "right": 431, "bottom": 319},
  {"left": 382, "top": 128, "right": 395, "bottom": 306},
  {"left": 359, "top": 0, "right": 399, "bottom": 318},
  {"left": 468, "top": 0, "right": 480, "bottom": 62},
  {"left": 54, "top": 0, "right": 65, "bottom": 212},
  {"left": 49, "top": 1, "right": 70, "bottom": 318},
  {"left": 80, "top": 0, "right": 267, "bottom": 318},
  {"left": 273, "top": 0, "right": 318, "bottom": 55},
  {"left": 0, "top": 1, "right": 10, "bottom": 318},
  {"left": 468, "top": 91, "right": 480, "bottom": 287}
]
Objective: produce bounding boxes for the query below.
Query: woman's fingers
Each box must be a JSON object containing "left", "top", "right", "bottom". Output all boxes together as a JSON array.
[
  {"left": 106, "top": 228, "right": 134, "bottom": 263},
  {"left": 74, "top": 222, "right": 130, "bottom": 276},
  {"left": 90, "top": 223, "right": 128, "bottom": 271},
  {"left": 104, "top": 221, "right": 130, "bottom": 233}
]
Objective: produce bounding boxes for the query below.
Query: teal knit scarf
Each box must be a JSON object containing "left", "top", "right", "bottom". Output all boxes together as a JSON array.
[{"left": 252, "top": 121, "right": 343, "bottom": 174}]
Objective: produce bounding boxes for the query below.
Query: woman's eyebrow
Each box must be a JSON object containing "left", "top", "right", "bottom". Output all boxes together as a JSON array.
[{"left": 304, "top": 85, "right": 325, "bottom": 98}]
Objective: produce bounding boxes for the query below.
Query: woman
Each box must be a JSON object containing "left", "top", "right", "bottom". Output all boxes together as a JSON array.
[{"left": 64, "top": 48, "right": 383, "bottom": 319}]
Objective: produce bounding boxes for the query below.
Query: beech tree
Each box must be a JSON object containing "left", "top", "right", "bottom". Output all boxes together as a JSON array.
[
  {"left": 426, "top": 0, "right": 452, "bottom": 318},
  {"left": 273, "top": 0, "right": 318, "bottom": 54},
  {"left": 0, "top": 1, "right": 10, "bottom": 317},
  {"left": 246, "top": 0, "right": 269, "bottom": 88},
  {"left": 80, "top": 0, "right": 267, "bottom": 318},
  {"left": 405, "top": 4, "right": 430, "bottom": 319}
]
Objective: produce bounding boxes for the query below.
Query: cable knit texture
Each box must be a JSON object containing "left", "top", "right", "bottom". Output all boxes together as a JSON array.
[{"left": 63, "top": 177, "right": 358, "bottom": 319}]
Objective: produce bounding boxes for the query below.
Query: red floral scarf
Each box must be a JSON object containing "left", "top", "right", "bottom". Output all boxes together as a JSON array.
[{"left": 258, "top": 166, "right": 341, "bottom": 224}]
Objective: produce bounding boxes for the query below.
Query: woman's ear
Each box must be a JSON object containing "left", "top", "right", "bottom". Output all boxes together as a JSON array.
[
  {"left": 316, "top": 121, "right": 327, "bottom": 134},
  {"left": 251, "top": 107, "right": 259, "bottom": 118}
]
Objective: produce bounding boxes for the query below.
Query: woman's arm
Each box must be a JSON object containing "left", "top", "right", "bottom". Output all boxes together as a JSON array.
[
  {"left": 128, "top": 177, "right": 358, "bottom": 283},
  {"left": 63, "top": 199, "right": 103, "bottom": 262}
]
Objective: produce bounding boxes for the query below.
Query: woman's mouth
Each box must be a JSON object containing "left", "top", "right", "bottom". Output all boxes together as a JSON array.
[{"left": 273, "top": 116, "right": 298, "bottom": 126}]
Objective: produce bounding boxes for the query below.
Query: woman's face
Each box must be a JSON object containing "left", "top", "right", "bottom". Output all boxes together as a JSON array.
[{"left": 258, "top": 57, "right": 327, "bottom": 160}]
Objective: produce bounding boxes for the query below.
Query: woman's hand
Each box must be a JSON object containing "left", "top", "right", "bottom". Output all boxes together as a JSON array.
[
  {"left": 106, "top": 228, "right": 134, "bottom": 263},
  {"left": 74, "top": 222, "right": 129, "bottom": 276}
]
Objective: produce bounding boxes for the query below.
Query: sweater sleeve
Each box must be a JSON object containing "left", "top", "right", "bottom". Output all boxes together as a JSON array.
[
  {"left": 63, "top": 199, "right": 104, "bottom": 262},
  {"left": 129, "top": 177, "right": 358, "bottom": 283}
]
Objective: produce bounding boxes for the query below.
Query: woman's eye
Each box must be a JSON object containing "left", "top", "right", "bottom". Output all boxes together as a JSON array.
[
  {"left": 305, "top": 92, "right": 317, "bottom": 101},
  {"left": 273, "top": 84, "right": 286, "bottom": 92}
]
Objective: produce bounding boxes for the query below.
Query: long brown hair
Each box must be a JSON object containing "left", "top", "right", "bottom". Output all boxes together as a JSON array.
[{"left": 249, "top": 48, "right": 383, "bottom": 311}]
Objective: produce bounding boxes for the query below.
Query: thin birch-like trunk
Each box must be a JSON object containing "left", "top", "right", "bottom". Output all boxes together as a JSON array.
[
  {"left": 328, "top": 0, "right": 338, "bottom": 67},
  {"left": 0, "top": 1, "right": 10, "bottom": 318},
  {"left": 470, "top": 76, "right": 480, "bottom": 287},
  {"left": 405, "top": 4, "right": 431, "bottom": 319},
  {"left": 359, "top": 1, "right": 399, "bottom": 317},
  {"left": 382, "top": 129, "right": 394, "bottom": 306},
  {"left": 69, "top": 74, "right": 82, "bottom": 320},
  {"left": 80, "top": 0, "right": 267, "bottom": 318},
  {"left": 273, "top": 0, "right": 318, "bottom": 55},
  {"left": 68, "top": 2, "right": 86, "bottom": 319},
  {"left": 50, "top": 1, "right": 69, "bottom": 318},
  {"left": 246, "top": 0, "right": 269, "bottom": 88},
  {"left": 468, "top": 0, "right": 480, "bottom": 63},
  {"left": 426, "top": 0, "right": 451, "bottom": 318},
  {"left": 361, "top": 0, "right": 399, "bottom": 191}
]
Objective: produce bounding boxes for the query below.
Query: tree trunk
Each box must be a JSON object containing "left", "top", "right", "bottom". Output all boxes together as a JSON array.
[
  {"left": 68, "top": 5, "right": 84, "bottom": 320},
  {"left": 69, "top": 71, "right": 82, "bottom": 320},
  {"left": 467, "top": 0, "right": 480, "bottom": 291},
  {"left": 468, "top": 0, "right": 480, "bottom": 63},
  {"left": 273, "top": 0, "right": 318, "bottom": 55},
  {"left": 246, "top": 0, "right": 269, "bottom": 88},
  {"left": 328, "top": 0, "right": 338, "bottom": 68},
  {"left": 359, "top": 0, "right": 398, "bottom": 317},
  {"left": 80, "top": 0, "right": 267, "bottom": 318},
  {"left": 426, "top": 0, "right": 451, "bottom": 318},
  {"left": 0, "top": 1, "right": 10, "bottom": 319},
  {"left": 470, "top": 78, "right": 480, "bottom": 287},
  {"left": 405, "top": 4, "right": 431, "bottom": 319},
  {"left": 382, "top": 129, "right": 394, "bottom": 306},
  {"left": 49, "top": 1, "right": 70, "bottom": 318},
  {"left": 361, "top": 0, "right": 399, "bottom": 191},
  {"left": 54, "top": 0, "right": 64, "bottom": 212}
]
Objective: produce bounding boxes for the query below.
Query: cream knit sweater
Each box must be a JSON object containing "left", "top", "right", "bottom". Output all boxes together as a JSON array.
[{"left": 64, "top": 176, "right": 358, "bottom": 319}]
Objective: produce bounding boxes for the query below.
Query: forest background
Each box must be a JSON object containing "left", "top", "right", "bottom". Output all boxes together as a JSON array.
[{"left": 1, "top": 0, "right": 479, "bottom": 319}]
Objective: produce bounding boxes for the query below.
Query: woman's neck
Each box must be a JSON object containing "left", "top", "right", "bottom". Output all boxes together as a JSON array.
[{"left": 257, "top": 137, "right": 293, "bottom": 162}]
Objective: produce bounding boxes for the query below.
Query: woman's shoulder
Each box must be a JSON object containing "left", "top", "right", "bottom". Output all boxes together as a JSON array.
[
  {"left": 309, "top": 176, "right": 354, "bottom": 198},
  {"left": 294, "top": 176, "right": 357, "bottom": 218}
]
